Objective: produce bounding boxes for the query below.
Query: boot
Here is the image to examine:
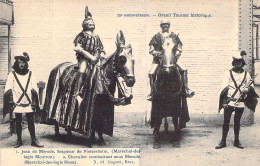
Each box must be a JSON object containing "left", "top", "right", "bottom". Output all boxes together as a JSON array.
[
  {"left": 234, "top": 140, "right": 244, "bottom": 149},
  {"left": 74, "top": 72, "right": 84, "bottom": 106},
  {"left": 31, "top": 139, "right": 44, "bottom": 148},
  {"left": 182, "top": 70, "right": 195, "bottom": 98},
  {"left": 15, "top": 119, "right": 22, "bottom": 148},
  {"left": 147, "top": 74, "right": 155, "bottom": 101},
  {"left": 234, "top": 123, "right": 243, "bottom": 149},
  {"left": 14, "top": 139, "right": 23, "bottom": 148},
  {"left": 10, "top": 118, "right": 16, "bottom": 135},
  {"left": 215, "top": 140, "right": 226, "bottom": 149}
]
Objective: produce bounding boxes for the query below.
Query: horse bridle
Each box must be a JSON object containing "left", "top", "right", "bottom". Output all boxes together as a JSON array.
[{"left": 98, "top": 51, "right": 132, "bottom": 105}]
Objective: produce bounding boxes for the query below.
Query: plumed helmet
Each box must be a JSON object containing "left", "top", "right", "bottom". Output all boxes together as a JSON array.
[
  {"left": 82, "top": 5, "right": 94, "bottom": 30},
  {"left": 85, "top": 5, "right": 92, "bottom": 19}
]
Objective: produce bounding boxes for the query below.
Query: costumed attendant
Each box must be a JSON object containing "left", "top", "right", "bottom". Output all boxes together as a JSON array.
[
  {"left": 216, "top": 51, "right": 259, "bottom": 149},
  {"left": 3, "top": 52, "right": 43, "bottom": 148}
]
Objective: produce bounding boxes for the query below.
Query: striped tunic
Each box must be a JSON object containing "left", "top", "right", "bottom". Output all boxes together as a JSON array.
[{"left": 73, "top": 31, "right": 104, "bottom": 60}]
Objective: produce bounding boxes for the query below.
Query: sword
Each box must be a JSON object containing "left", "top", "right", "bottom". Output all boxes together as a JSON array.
[{"left": 234, "top": 74, "right": 258, "bottom": 105}]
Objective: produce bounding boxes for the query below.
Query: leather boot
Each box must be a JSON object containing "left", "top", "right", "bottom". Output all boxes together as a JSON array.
[
  {"left": 74, "top": 72, "right": 84, "bottom": 106},
  {"left": 14, "top": 139, "right": 23, "bottom": 148},
  {"left": 234, "top": 140, "right": 244, "bottom": 149},
  {"left": 15, "top": 118, "right": 22, "bottom": 148},
  {"left": 215, "top": 140, "right": 226, "bottom": 149},
  {"left": 147, "top": 74, "right": 155, "bottom": 101},
  {"left": 10, "top": 118, "right": 16, "bottom": 134},
  {"left": 31, "top": 139, "right": 44, "bottom": 148},
  {"left": 182, "top": 70, "right": 195, "bottom": 98},
  {"left": 234, "top": 123, "right": 243, "bottom": 149}
]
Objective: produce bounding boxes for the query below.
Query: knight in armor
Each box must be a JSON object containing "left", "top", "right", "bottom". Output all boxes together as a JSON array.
[
  {"left": 216, "top": 51, "right": 259, "bottom": 149},
  {"left": 73, "top": 6, "right": 106, "bottom": 103},
  {"left": 147, "top": 19, "right": 195, "bottom": 101},
  {"left": 3, "top": 53, "right": 43, "bottom": 148}
]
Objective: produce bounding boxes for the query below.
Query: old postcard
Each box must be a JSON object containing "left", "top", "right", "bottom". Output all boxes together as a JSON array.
[{"left": 0, "top": 0, "right": 259, "bottom": 165}]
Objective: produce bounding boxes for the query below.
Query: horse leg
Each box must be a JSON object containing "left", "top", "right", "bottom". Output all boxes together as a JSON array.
[
  {"left": 97, "top": 132, "right": 106, "bottom": 146},
  {"left": 54, "top": 121, "right": 60, "bottom": 136},
  {"left": 164, "top": 117, "right": 169, "bottom": 134},
  {"left": 65, "top": 127, "right": 73, "bottom": 137},
  {"left": 153, "top": 119, "right": 162, "bottom": 149},
  {"left": 172, "top": 117, "right": 181, "bottom": 148},
  {"left": 90, "top": 131, "right": 97, "bottom": 144}
]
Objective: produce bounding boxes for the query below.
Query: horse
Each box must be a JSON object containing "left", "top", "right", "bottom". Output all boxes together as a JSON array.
[
  {"left": 41, "top": 30, "right": 135, "bottom": 146},
  {"left": 150, "top": 36, "right": 190, "bottom": 149}
]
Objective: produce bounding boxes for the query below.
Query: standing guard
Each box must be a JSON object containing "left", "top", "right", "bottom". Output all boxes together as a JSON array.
[
  {"left": 147, "top": 19, "right": 194, "bottom": 101},
  {"left": 216, "top": 51, "right": 259, "bottom": 149},
  {"left": 3, "top": 52, "right": 43, "bottom": 148}
]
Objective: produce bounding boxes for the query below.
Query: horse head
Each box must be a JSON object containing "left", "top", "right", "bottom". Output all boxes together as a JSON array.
[
  {"left": 161, "top": 37, "right": 177, "bottom": 73},
  {"left": 114, "top": 30, "right": 135, "bottom": 87}
]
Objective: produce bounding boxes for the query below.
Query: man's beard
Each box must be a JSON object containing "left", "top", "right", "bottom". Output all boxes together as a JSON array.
[
  {"left": 86, "top": 25, "right": 95, "bottom": 31},
  {"left": 15, "top": 67, "right": 29, "bottom": 75}
]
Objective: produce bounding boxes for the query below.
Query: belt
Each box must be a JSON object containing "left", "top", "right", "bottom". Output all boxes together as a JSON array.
[
  {"left": 228, "top": 97, "right": 244, "bottom": 102},
  {"left": 15, "top": 103, "right": 30, "bottom": 107}
]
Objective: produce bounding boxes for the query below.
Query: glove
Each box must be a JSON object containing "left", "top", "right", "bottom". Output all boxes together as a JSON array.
[
  {"left": 153, "top": 51, "right": 163, "bottom": 58},
  {"left": 223, "top": 104, "right": 228, "bottom": 109},
  {"left": 242, "top": 87, "right": 249, "bottom": 94},
  {"left": 31, "top": 105, "right": 36, "bottom": 112}
]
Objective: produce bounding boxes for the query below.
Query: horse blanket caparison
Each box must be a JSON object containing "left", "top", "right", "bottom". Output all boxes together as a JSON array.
[
  {"left": 150, "top": 63, "right": 190, "bottom": 129},
  {"left": 42, "top": 56, "right": 117, "bottom": 136}
]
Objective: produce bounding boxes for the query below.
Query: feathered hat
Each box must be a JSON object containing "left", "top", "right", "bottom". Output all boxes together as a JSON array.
[
  {"left": 14, "top": 52, "right": 30, "bottom": 62},
  {"left": 232, "top": 51, "right": 246, "bottom": 66}
]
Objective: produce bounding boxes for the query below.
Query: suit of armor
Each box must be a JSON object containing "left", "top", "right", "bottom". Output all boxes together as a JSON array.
[{"left": 147, "top": 20, "right": 194, "bottom": 100}]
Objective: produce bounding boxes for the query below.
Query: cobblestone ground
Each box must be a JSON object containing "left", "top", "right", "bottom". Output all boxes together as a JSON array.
[
  {"left": 1, "top": 87, "right": 260, "bottom": 166},
  {"left": 0, "top": 115, "right": 260, "bottom": 166}
]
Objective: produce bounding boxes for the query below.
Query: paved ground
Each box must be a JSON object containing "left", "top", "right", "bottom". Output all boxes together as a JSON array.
[{"left": 1, "top": 86, "right": 259, "bottom": 166}]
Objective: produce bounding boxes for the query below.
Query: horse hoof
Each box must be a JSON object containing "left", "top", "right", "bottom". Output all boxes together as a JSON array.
[
  {"left": 172, "top": 141, "right": 181, "bottom": 148},
  {"left": 87, "top": 143, "right": 92, "bottom": 148},
  {"left": 153, "top": 142, "right": 161, "bottom": 149},
  {"left": 54, "top": 132, "right": 61, "bottom": 137},
  {"left": 97, "top": 139, "right": 106, "bottom": 146},
  {"left": 90, "top": 138, "right": 97, "bottom": 145},
  {"left": 174, "top": 129, "right": 181, "bottom": 135},
  {"left": 67, "top": 131, "right": 73, "bottom": 137}
]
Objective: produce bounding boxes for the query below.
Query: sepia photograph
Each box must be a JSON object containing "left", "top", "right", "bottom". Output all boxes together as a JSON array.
[{"left": 0, "top": 0, "right": 259, "bottom": 165}]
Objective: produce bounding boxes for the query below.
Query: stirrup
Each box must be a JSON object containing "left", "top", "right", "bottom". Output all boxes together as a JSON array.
[
  {"left": 146, "top": 94, "right": 153, "bottom": 101},
  {"left": 186, "top": 89, "right": 195, "bottom": 98}
]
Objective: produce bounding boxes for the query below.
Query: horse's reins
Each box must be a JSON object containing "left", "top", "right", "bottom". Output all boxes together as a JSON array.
[{"left": 96, "top": 54, "right": 129, "bottom": 102}]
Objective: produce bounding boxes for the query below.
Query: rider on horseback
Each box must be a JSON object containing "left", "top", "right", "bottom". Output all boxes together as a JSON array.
[
  {"left": 147, "top": 19, "right": 195, "bottom": 101},
  {"left": 73, "top": 6, "right": 106, "bottom": 102}
]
